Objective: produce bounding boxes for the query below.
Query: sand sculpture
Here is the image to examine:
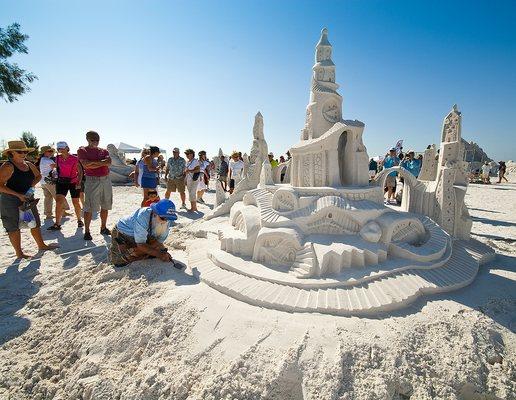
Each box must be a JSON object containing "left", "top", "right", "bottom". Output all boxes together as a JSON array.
[
  {"left": 374, "top": 105, "right": 473, "bottom": 240},
  {"left": 190, "top": 28, "right": 494, "bottom": 315},
  {"left": 107, "top": 144, "right": 134, "bottom": 184},
  {"left": 207, "top": 112, "right": 269, "bottom": 218}
]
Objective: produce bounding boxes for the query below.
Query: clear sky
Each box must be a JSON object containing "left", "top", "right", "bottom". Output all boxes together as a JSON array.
[{"left": 1, "top": 0, "right": 515, "bottom": 160}]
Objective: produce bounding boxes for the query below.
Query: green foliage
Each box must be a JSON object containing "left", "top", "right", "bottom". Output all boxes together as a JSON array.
[
  {"left": 20, "top": 131, "right": 39, "bottom": 160},
  {"left": 0, "top": 23, "right": 37, "bottom": 102}
]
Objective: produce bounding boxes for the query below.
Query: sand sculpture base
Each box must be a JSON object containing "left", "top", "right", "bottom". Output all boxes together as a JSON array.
[
  {"left": 189, "top": 239, "right": 493, "bottom": 316},
  {"left": 189, "top": 184, "right": 494, "bottom": 316}
]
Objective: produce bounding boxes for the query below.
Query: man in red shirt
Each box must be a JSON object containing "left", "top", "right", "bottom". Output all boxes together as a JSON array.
[{"left": 77, "top": 131, "right": 113, "bottom": 241}]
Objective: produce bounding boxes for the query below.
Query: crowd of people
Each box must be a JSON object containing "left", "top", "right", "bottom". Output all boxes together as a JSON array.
[
  {"left": 0, "top": 134, "right": 509, "bottom": 266},
  {"left": 0, "top": 131, "right": 292, "bottom": 266},
  {"left": 369, "top": 146, "right": 510, "bottom": 204}
]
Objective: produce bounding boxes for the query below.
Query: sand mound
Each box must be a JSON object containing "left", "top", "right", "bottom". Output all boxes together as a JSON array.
[
  {"left": 0, "top": 185, "right": 514, "bottom": 399},
  {"left": 505, "top": 161, "right": 516, "bottom": 180}
]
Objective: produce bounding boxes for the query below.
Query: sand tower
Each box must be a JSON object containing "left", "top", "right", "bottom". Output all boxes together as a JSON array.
[{"left": 189, "top": 29, "right": 494, "bottom": 316}]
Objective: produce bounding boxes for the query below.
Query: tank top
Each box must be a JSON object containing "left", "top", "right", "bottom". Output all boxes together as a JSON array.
[
  {"left": 6, "top": 160, "right": 35, "bottom": 194},
  {"left": 56, "top": 154, "right": 79, "bottom": 184},
  {"left": 142, "top": 158, "right": 158, "bottom": 179}
]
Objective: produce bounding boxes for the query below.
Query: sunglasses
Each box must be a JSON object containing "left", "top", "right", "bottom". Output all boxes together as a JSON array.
[{"left": 15, "top": 150, "right": 29, "bottom": 154}]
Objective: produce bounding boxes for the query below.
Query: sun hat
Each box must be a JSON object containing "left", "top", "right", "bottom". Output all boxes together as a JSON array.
[
  {"left": 173, "top": 147, "right": 180, "bottom": 152},
  {"left": 268, "top": 152, "right": 274, "bottom": 156},
  {"left": 40, "top": 145, "right": 55, "bottom": 154},
  {"left": 408, "top": 149, "right": 415, "bottom": 154},
  {"left": 2, "top": 140, "right": 35, "bottom": 157},
  {"left": 150, "top": 199, "right": 177, "bottom": 221},
  {"left": 389, "top": 148, "right": 396, "bottom": 152},
  {"left": 56, "top": 141, "right": 69, "bottom": 149},
  {"left": 184, "top": 148, "right": 194, "bottom": 155}
]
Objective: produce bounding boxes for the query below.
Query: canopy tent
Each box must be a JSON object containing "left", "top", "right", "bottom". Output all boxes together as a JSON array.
[{"left": 115, "top": 142, "right": 142, "bottom": 153}]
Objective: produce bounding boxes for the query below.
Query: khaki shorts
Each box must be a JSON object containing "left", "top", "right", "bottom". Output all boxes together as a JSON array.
[
  {"left": 385, "top": 175, "right": 397, "bottom": 189},
  {"left": 166, "top": 177, "right": 185, "bottom": 193},
  {"left": 0, "top": 193, "right": 41, "bottom": 233},
  {"left": 186, "top": 178, "right": 198, "bottom": 202},
  {"left": 84, "top": 175, "right": 113, "bottom": 213}
]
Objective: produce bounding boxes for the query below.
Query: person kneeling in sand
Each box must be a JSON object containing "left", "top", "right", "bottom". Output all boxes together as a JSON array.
[{"left": 109, "top": 199, "right": 178, "bottom": 267}]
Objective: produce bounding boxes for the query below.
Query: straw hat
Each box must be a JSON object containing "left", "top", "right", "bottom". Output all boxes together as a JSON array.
[
  {"left": 2, "top": 140, "right": 35, "bottom": 157},
  {"left": 40, "top": 145, "right": 55, "bottom": 154}
]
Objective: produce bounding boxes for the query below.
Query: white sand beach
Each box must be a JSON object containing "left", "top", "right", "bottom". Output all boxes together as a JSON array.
[{"left": 0, "top": 182, "right": 514, "bottom": 400}]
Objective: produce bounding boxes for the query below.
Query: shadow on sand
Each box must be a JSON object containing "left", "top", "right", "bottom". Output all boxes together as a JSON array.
[
  {"left": 111, "top": 258, "right": 199, "bottom": 287},
  {"left": 371, "top": 253, "right": 516, "bottom": 332},
  {"left": 177, "top": 210, "right": 205, "bottom": 220},
  {"left": 471, "top": 216, "right": 516, "bottom": 228},
  {"left": 0, "top": 259, "right": 41, "bottom": 345}
]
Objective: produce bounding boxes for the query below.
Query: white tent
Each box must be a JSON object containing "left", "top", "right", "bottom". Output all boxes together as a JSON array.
[{"left": 115, "top": 142, "right": 141, "bottom": 153}]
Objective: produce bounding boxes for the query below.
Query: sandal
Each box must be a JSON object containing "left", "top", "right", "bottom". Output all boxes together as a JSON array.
[
  {"left": 77, "top": 220, "right": 84, "bottom": 228},
  {"left": 47, "top": 224, "right": 61, "bottom": 231}
]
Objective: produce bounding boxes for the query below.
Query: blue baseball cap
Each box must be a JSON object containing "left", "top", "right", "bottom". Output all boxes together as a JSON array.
[{"left": 150, "top": 199, "right": 177, "bottom": 221}]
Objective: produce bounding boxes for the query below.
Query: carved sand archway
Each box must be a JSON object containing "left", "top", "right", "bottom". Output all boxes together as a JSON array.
[{"left": 337, "top": 131, "right": 348, "bottom": 185}]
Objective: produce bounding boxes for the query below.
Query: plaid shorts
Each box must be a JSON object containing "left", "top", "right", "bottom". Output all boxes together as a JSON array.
[{"left": 109, "top": 227, "right": 149, "bottom": 267}]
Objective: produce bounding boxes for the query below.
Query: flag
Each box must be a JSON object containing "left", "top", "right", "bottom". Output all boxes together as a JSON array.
[{"left": 394, "top": 139, "right": 404, "bottom": 156}]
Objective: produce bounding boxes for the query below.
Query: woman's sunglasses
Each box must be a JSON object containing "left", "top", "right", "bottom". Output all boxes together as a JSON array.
[{"left": 15, "top": 150, "right": 29, "bottom": 154}]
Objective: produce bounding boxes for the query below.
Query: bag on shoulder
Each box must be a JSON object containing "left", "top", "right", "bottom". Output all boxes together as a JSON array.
[
  {"left": 192, "top": 172, "right": 200, "bottom": 181},
  {"left": 44, "top": 171, "right": 58, "bottom": 185}
]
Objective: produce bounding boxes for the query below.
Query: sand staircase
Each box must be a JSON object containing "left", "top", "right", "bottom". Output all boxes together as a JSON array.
[
  {"left": 247, "top": 188, "right": 287, "bottom": 224},
  {"left": 290, "top": 243, "right": 317, "bottom": 278},
  {"left": 189, "top": 240, "right": 495, "bottom": 316}
]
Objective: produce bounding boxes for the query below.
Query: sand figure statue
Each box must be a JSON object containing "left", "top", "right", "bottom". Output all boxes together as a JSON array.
[
  {"left": 107, "top": 144, "right": 134, "bottom": 183},
  {"left": 259, "top": 159, "right": 274, "bottom": 187}
]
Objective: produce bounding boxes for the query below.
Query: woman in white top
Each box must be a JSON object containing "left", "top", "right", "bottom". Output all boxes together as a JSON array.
[
  {"left": 184, "top": 149, "right": 200, "bottom": 212},
  {"left": 228, "top": 151, "right": 245, "bottom": 194},
  {"left": 481, "top": 162, "right": 491, "bottom": 184},
  {"left": 196, "top": 150, "right": 210, "bottom": 204}
]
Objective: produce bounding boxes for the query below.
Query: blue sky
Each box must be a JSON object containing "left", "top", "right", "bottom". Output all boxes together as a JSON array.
[{"left": 1, "top": 0, "right": 515, "bottom": 160}]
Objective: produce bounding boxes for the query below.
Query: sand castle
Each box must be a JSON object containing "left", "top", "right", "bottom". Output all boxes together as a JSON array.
[{"left": 190, "top": 28, "right": 495, "bottom": 315}]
